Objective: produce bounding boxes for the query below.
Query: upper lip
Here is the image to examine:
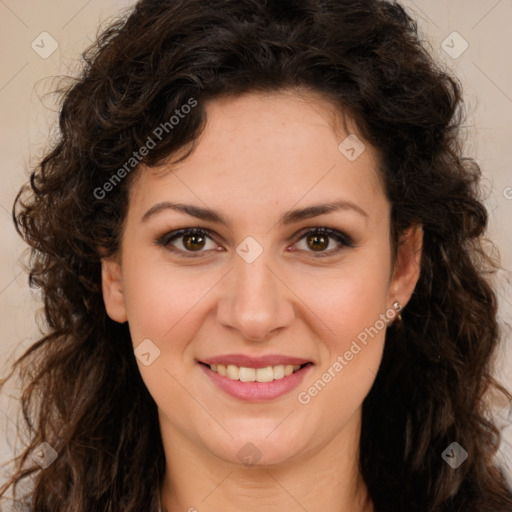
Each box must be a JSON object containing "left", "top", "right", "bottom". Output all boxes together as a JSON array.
[{"left": 200, "top": 354, "right": 312, "bottom": 368}]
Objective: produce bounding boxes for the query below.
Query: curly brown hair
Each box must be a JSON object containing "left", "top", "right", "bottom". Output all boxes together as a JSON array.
[{"left": 1, "top": 0, "right": 511, "bottom": 510}]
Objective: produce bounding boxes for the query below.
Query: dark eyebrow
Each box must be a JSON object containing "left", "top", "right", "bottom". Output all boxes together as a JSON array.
[
  {"left": 141, "top": 199, "right": 368, "bottom": 226},
  {"left": 141, "top": 202, "right": 230, "bottom": 225},
  {"left": 280, "top": 200, "right": 368, "bottom": 224}
]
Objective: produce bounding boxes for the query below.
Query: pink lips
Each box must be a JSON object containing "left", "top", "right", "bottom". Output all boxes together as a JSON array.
[
  {"left": 198, "top": 354, "right": 313, "bottom": 402},
  {"left": 200, "top": 353, "right": 311, "bottom": 368}
]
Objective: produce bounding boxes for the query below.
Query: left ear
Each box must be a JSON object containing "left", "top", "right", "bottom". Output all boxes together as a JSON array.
[{"left": 387, "top": 224, "right": 423, "bottom": 310}]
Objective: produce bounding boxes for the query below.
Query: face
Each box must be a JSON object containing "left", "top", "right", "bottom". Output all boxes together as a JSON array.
[{"left": 102, "top": 90, "right": 422, "bottom": 467}]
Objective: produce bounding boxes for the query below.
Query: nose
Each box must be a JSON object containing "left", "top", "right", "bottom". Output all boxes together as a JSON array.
[{"left": 216, "top": 249, "right": 296, "bottom": 342}]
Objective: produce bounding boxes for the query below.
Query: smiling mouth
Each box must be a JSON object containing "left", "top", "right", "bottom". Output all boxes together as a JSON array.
[{"left": 199, "top": 362, "right": 311, "bottom": 382}]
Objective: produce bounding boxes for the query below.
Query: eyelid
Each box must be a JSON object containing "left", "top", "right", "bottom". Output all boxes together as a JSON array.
[
  {"left": 293, "top": 226, "right": 354, "bottom": 246},
  {"left": 291, "top": 226, "right": 354, "bottom": 257},
  {"left": 156, "top": 225, "right": 354, "bottom": 257},
  {"left": 156, "top": 227, "right": 221, "bottom": 257}
]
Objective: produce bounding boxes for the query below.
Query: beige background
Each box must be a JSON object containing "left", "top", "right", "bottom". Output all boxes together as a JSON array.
[{"left": 0, "top": 0, "right": 511, "bottom": 490}]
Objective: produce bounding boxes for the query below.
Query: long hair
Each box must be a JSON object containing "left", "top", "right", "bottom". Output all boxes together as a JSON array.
[{"left": 1, "top": 0, "right": 511, "bottom": 510}]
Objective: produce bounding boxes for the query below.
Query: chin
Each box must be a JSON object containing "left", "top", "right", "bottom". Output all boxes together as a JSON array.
[{"left": 208, "top": 433, "right": 306, "bottom": 468}]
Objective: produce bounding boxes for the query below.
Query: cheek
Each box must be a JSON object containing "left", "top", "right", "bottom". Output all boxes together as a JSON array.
[
  {"left": 289, "top": 254, "right": 391, "bottom": 343},
  {"left": 295, "top": 274, "right": 388, "bottom": 426},
  {"left": 122, "top": 259, "right": 216, "bottom": 342},
  {"left": 289, "top": 249, "right": 391, "bottom": 412},
  {"left": 121, "top": 261, "right": 212, "bottom": 409}
]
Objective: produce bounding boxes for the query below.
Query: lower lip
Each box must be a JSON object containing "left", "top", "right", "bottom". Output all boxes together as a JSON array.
[{"left": 199, "top": 363, "right": 313, "bottom": 402}]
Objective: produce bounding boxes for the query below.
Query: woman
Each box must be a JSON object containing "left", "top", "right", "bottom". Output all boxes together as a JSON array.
[{"left": 1, "top": 0, "right": 511, "bottom": 510}]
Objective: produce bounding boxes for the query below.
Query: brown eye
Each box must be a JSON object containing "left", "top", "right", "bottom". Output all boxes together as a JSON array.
[
  {"left": 294, "top": 227, "right": 354, "bottom": 257},
  {"left": 157, "top": 228, "right": 218, "bottom": 257},
  {"left": 306, "top": 233, "right": 329, "bottom": 252},
  {"left": 182, "top": 233, "right": 206, "bottom": 251}
]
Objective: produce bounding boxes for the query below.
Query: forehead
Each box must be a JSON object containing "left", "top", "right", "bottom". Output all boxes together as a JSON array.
[{"left": 127, "top": 90, "right": 387, "bottom": 225}]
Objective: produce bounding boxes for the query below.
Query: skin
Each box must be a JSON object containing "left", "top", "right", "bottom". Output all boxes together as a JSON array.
[{"left": 102, "top": 89, "right": 423, "bottom": 512}]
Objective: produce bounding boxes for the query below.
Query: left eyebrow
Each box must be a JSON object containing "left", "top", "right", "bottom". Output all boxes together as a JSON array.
[
  {"left": 280, "top": 199, "right": 368, "bottom": 224},
  {"left": 141, "top": 199, "right": 369, "bottom": 227}
]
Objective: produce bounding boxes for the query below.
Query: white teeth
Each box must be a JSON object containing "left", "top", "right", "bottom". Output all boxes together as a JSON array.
[
  {"left": 239, "top": 367, "right": 256, "bottom": 382},
  {"left": 273, "top": 365, "right": 285, "bottom": 379},
  {"left": 227, "top": 364, "right": 239, "bottom": 380},
  {"left": 208, "top": 363, "right": 303, "bottom": 381},
  {"left": 284, "top": 365, "right": 295, "bottom": 376},
  {"left": 255, "top": 367, "right": 274, "bottom": 382}
]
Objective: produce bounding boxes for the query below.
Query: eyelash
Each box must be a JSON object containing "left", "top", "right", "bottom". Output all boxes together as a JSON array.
[{"left": 156, "top": 226, "right": 354, "bottom": 258}]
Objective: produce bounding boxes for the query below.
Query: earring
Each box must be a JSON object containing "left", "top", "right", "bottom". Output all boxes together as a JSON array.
[{"left": 392, "top": 300, "right": 403, "bottom": 322}]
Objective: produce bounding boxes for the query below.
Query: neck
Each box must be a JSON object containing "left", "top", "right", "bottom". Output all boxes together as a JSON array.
[{"left": 158, "top": 408, "right": 374, "bottom": 512}]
